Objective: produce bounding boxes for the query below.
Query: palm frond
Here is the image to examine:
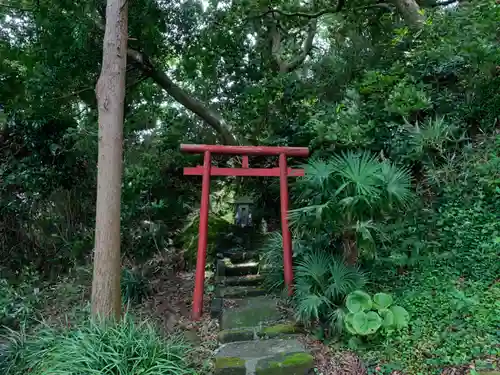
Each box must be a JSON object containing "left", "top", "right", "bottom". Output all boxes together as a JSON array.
[
  {"left": 295, "top": 294, "right": 325, "bottom": 323},
  {"left": 325, "top": 259, "right": 366, "bottom": 302},
  {"left": 327, "top": 307, "right": 347, "bottom": 334},
  {"left": 289, "top": 202, "right": 330, "bottom": 229},
  {"left": 301, "top": 159, "right": 336, "bottom": 191},
  {"left": 259, "top": 232, "right": 285, "bottom": 292},
  {"left": 295, "top": 251, "right": 332, "bottom": 288},
  {"left": 379, "top": 161, "right": 414, "bottom": 207},
  {"left": 331, "top": 151, "right": 382, "bottom": 200}
]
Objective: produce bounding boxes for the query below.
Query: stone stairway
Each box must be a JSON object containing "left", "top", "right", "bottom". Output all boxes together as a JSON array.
[{"left": 211, "top": 249, "right": 314, "bottom": 375}]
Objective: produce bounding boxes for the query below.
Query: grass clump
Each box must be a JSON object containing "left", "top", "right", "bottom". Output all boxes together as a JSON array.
[{"left": 0, "top": 316, "right": 197, "bottom": 375}]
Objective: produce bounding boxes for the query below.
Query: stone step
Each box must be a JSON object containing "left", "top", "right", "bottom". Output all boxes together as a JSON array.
[
  {"left": 219, "top": 250, "right": 260, "bottom": 263},
  {"left": 220, "top": 274, "right": 264, "bottom": 287},
  {"left": 224, "top": 261, "right": 259, "bottom": 277},
  {"left": 214, "top": 338, "right": 314, "bottom": 375},
  {"left": 211, "top": 297, "right": 223, "bottom": 319},
  {"left": 218, "top": 322, "right": 301, "bottom": 344},
  {"left": 221, "top": 296, "right": 283, "bottom": 330},
  {"left": 217, "top": 285, "right": 266, "bottom": 299}
]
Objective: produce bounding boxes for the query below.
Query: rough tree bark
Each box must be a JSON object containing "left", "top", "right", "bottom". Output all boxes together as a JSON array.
[
  {"left": 91, "top": 0, "right": 128, "bottom": 320},
  {"left": 393, "top": 0, "right": 425, "bottom": 30},
  {"left": 343, "top": 232, "right": 358, "bottom": 265}
]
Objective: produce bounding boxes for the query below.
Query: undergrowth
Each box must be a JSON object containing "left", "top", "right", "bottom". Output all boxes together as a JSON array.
[
  {"left": 360, "top": 139, "right": 500, "bottom": 374},
  {"left": 0, "top": 316, "right": 197, "bottom": 375}
]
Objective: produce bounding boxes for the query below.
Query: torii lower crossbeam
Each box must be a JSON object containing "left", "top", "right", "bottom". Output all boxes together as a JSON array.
[{"left": 180, "top": 144, "right": 309, "bottom": 320}]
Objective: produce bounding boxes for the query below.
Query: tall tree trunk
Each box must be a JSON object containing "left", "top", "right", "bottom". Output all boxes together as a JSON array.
[
  {"left": 393, "top": 0, "right": 425, "bottom": 30},
  {"left": 91, "top": 0, "right": 128, "bottom": 320}
]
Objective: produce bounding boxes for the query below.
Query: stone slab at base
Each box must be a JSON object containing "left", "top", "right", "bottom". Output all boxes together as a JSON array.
[{"left": 214, "top": 338, "right": 313, "bottom": 375}]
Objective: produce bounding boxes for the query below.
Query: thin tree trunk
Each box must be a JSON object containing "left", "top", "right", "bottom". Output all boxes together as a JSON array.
[
  {"left": 393, "top": 0, "right": 425, "bottom": 30},
  {"left": 91, "top": 0, "right": 128, "bottom": 320},
  {"left": 342, "top": 232, "right": 358, "bottom": 265}
]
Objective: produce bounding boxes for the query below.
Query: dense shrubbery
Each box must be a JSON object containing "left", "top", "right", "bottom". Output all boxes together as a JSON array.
[
  {"left": 290, "top": 151, "right": 413, "bottom": 264},
  {"left": 260, "top": 134, "right": 500, "bottom": 372},
  {"left": 0, "top": 271, "right": 41, "bottom": 332}
]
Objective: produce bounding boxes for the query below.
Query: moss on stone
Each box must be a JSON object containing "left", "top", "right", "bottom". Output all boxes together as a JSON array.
[
  {"left": 218, "top": 328, "right": 254, "bottom": 343},
  {"left": 278, "top": 352, "right": 314, "bottom": 367},
  {"left": 215, "top": 357, "right": 245, "bottom": 368},
  {"left": 214, "top": 357, "right": 246, "bottom": 375},
  {"left": 256, "top": 352, "right": 314, "bottom": 374},
  {"left": 259, "top": 323, "right": 298, "bottom": 338}
]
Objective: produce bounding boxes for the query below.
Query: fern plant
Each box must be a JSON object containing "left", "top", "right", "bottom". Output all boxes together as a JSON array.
[
  {"left": 290, "top": 151, "right": 413, "bottom": 264},
  {"left": 294, "top": 251, "right": 366, "bottom": 334}
]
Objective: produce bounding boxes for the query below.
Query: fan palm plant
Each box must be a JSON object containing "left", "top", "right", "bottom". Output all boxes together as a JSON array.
[
  {"left": 294, "top": 251, "right": 365, "bottom": 333},
  {"left": 290, "top": 151, "right": 413, "bottom": 264}
]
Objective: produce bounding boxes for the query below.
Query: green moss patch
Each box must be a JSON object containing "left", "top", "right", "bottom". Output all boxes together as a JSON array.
[
  {"left": 256, "top": 352, "right": 314, "bottom": 375},
  {"left": 218, "top": 328, "right": 254, "bottom": 343},
  {"left": 214, "top": 357, "right": 246, "bottom": 375},
  {"left": 258, "top": 323, "right": 299, "bottom": 338}
]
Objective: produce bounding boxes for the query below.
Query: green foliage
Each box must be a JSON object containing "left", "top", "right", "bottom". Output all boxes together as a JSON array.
[
  {"left": 0, "top": 317, "right": 197, "bottom": 375},
  {"left": 294, "top": 251, "right": 366, "bottom": 333},
  {"left": 259, "top": 232, "right": 286, "bottom": 292},
  {"left": 1, "top": 1, "right": 500, "bottom": 373},
  {"left": 344, "top": 291, "right": 409, "bottom": 337},
  {"left": 180, "top": 212, "right": 233, "bottom": 267},
  {"left": 346, "top": 291, "right": 373, "bottom": 313},
  {"left": 0, "top": 271, "right": 41, "bottom": 331},
  {"left": 121, "top": 268, "right": 150, "bottom": 305},
  {"left": 360, "top": 137, "right": 500, "bottom": 373},
  {"left": 290, "top": 151, "right": 413, "bottom": 262}
]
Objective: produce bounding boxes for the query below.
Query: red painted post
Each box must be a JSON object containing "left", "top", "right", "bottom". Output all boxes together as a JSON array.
[
  {"left": 192, "top": 150, "right": 211, "bottom": 320},
  {"left": 181, "top": 143, "right": 309, "bottom": 319},
  {"left": 279, "top": 153, "right": 294, "bottom": 296}
]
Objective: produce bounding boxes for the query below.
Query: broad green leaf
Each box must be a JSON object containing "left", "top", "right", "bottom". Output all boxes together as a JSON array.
[
  {"left": 365, "top": 311, "right": 383, "bottom": 334},
  {"left": 379, "top": 309, "right": 395, "bottom": 328},
  {"left": 373, "top": 292, "right": 393, "bottom": 310},
  {"left": 346, "top": 290, "right": 372, "bottom": 313},
  {"left": 344, "top": 312, "right": 357, "bottom": 334},
  {"left": 390, "top": 305, "right": 409, "bottom": 329},
  {"left": 352, "top": 311, "right": 382, "bottom": 335},
  {"left": 351, "top": 311, "right": 367, "bottom": 333}
]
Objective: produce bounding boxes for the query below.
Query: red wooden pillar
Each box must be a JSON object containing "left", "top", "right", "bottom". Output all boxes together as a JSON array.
[
  {"left": 192, "top": 150, "right": 211, "bottom": 320},
  {"left": 279, "top": 153, "right": 294, "bottom": 296}
]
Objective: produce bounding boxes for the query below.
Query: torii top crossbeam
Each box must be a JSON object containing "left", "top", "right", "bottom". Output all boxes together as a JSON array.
[
  {"left": 180, "top": 144, "right": 309, "bottom": 320},
  {"left": 180, "top": 144, "right": 309, "bottom": 157}
]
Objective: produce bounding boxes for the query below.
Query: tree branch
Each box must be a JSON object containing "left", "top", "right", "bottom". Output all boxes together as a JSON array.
[
  {"left": 254, "top": 3, "right": 392, "bottom": 20},
  {"left": 428, "top": 0, "right": 458, "bottom": 6},
  {"left": 0, "top": 2, "right": 33, "bottom": 11},
  {"left": 127, "top": 48, "right": 237, "bottom": 145},
  {"left": 285, "top": 19, "right": 317, "bottom": 72},
  {"left": 270, "top": 21, "right": 287, "bottom": 72}
]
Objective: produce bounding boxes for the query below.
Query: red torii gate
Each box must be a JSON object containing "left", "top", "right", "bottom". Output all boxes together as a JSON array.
[{"left": 181, "top": 144, "right": 309, "bottom": 320}]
